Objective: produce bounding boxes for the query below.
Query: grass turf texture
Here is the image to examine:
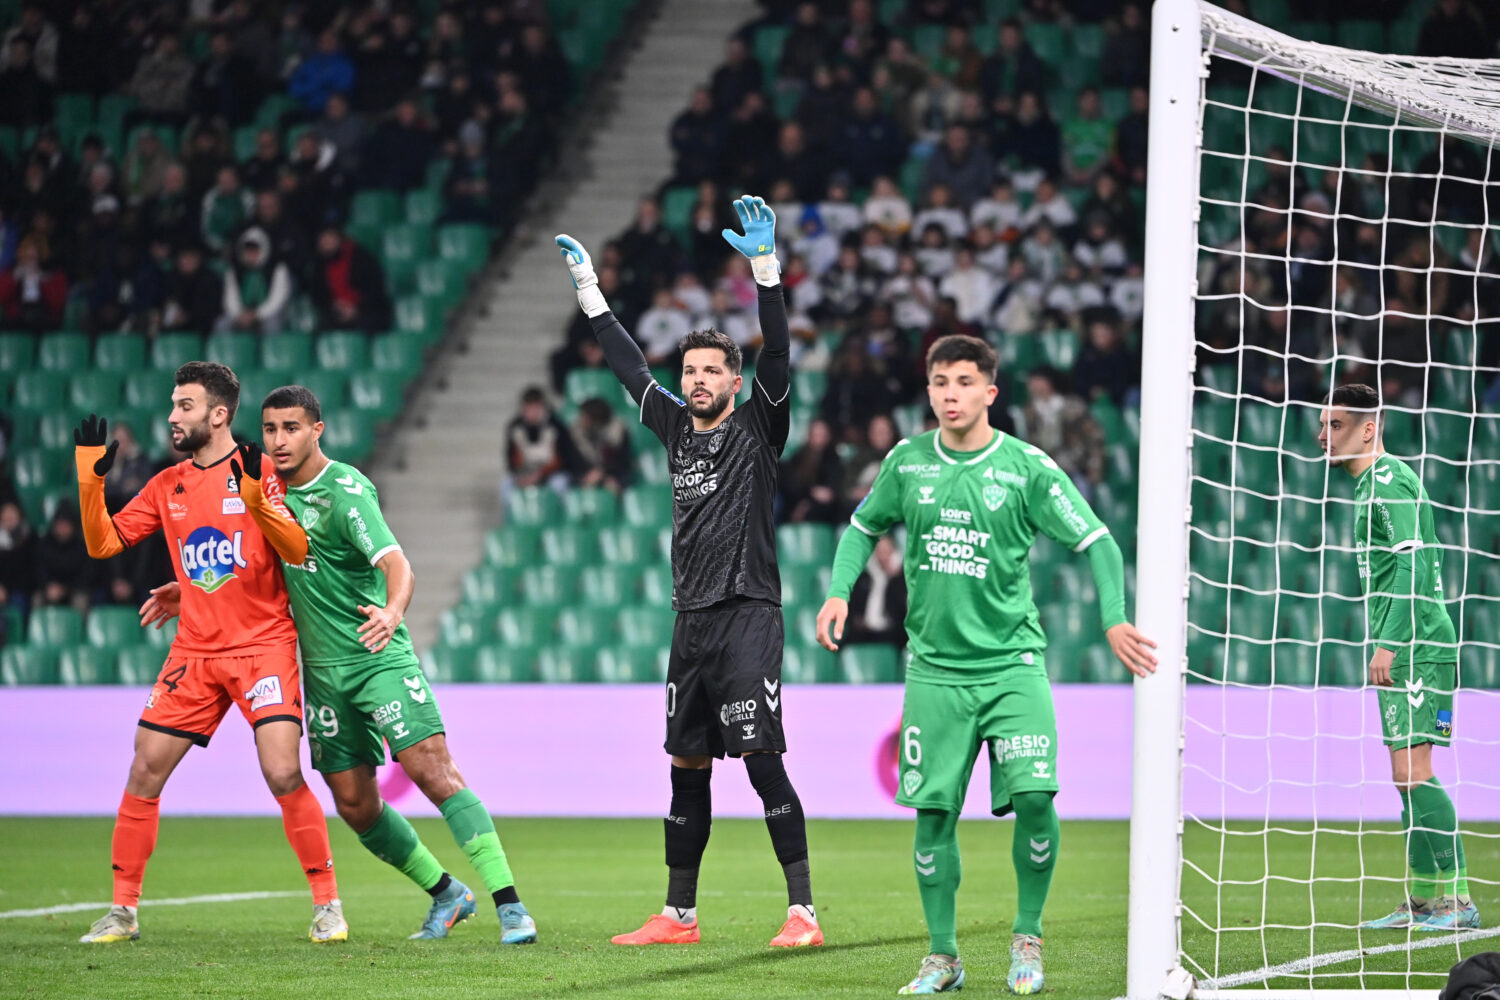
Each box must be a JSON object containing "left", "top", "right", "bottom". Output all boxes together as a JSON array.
[{"left": 0, "top": 817, "right": 1493, "bottom": 998}]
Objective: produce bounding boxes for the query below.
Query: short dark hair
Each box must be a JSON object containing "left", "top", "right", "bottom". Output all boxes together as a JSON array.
[
  {"left": 521, "top": 386, "right": 547, "bottom": 406},
  {"left": 262, "top": 384, "right": 322, "bottom": 423},
  {"left": 926, "top": 334, "right": 998, "bottom": 382},
  {"left": 679, "top": 328, "right": 743, "bottom": 375},
  {"left": 175, "top": 361, "right": 240, "bottom": 420},
  {"left": 1327, "top": 382, "right": 1380, "bottom": 425}
]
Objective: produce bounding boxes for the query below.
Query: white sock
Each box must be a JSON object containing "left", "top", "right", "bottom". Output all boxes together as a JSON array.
[
  {"left": 790, "top": 903, "right": 817, "bottom": 924},
  {"left": 662, "top": 905, "right": 696, "bottom": 924}
]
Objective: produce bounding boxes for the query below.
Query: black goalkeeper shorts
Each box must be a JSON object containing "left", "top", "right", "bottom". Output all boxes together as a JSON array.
[{"left": 664, "top": 602, "right": 786, "bottom": 759}]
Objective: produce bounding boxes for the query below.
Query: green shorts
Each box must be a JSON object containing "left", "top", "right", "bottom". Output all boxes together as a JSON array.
[
  {"left": 896, "top": 660, "right": 1058, "bottom": 817},
  {"left": 1377, "top": 660, "right": 1455, "bottom": 749},
  {"left": 302, "top": 657, "right": 445, "bottom": 773}
]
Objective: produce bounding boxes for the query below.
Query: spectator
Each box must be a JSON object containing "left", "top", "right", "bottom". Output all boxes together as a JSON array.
[
  {"left": 0, "top": 37, "right": 52, "bottom": 128},
  {"left": 923, "top": 125, "right": 995, "bottom": 210},
  {"left": 245, "top": 190, "right": 312, "bottom": 284},
  {"left": 818, "top": 244, "right": 878, "bottom": 322},
  {"left": 121, "top": 129, "right": 172, "bottom": 207},
  {"left": 1062, "top": 87, "right": 1116, "bottom": 185},
  {"left": 362, "top": 96, "right": 436, "bottom": 192},
  {"left": 836, "top": 0, "right": 891, "bottom": 80},
  {"left": 912, "top": 182, "right": 970, "bottom": 240},
  {"left": 778, "top": 2, "right": 830, "bottom": 84},
  {"left": 55, "top": 4, "right": 108, "bottom": 95},
  {"left": 933, "top": 25, "right": 983, "bottom": 91},
  {"left": 821, "top": 335, "right": 898, "bottom": 433},
  {"left": 635, "top": 288, "right": 694, "bottom": 367},
  {"left": 34, "top": 501, "right": 91, "bottom": 613},
  {"left": 838, "top": 87, "right": 908, "bottom": 188},
  {"left": 490, "top": 85, "right": 554, "bottom": 224},
  {"left": 1003, "top": 90, "right": 1062, "bottom": 181},
  {"left": 309, "top": 224, "right": 392, "bottom": 334},
  {"left": 1072, "top": 315, "right": 1140, "bottom": 407},
  {"left": 914, "top": 222, "right": 956, "bottom": 277},
  {"left": 881, "top": 251, "right": 938, "bottom": 329},
  {"left": 864, "top": 175, "right": 914, "bottom": 238},
  {"left": 710, "top": 35, "right": 762, "bottom": 114},
  {"left": 939, "top": 241, "right": 999, "bottom": 325},
  {"left": 616, "top": 198, "right": 683, "bottom": 304},
  {"left": 780, "top": 418, "right": 845, "bottom": 524},
  {"left": 181, "top": 121, "right": 230, "bottom": 204},
  {"left": 971, "top": 177, "right": 1023, "bottom": 240},
  {"left": 769, "top": 120, "right": 831, "bottom": 203},
  {"left": 1102, "top": 3, "right": 1150, "bottom": 87},
  {"left": 139, "top": 161, "right": 197, "bottom": 246},
  {"left": 103, "top": 423, "right": 159, "bottom": 513},
  {"left": 1418, "top": 0, "right": 1491, "bottom": 59},
  {"left": 286, "top": 129, "right": 348, "bottom": 225},
  {"left": 161, "top": 241, "right": 223, "bottom": 333},
  {"left": 504, "top": 386, "right": 578, "bottom": 496},
  {"left": 570, "top": 397, "right": 634, "bottom": 495},
  {"left": 290, "top": 29, "right": 355, "bottom": 115},
  {"left": 351, "top": 10, "right": 423, "bottom": 114},
  {"left": 316, "top": 92, "right": 367, "bottom": 180},
  {"left": 979, "top": 19, "right": 1048, "bottom": 110},
  {"left": 0, "top": 206, "right": 18, "bottom": 271},
  {"left": 124, "top": 235, "right": 173, "bottom": 333},
  {"left": 0, "top": 238, "right": 66, "bottom": 330},
  {"left": 1020, "top": 366, "right": 1105, "bottom": 494},
  {"left": 844, "top": 412, "right": 900, "bottom": 506},
  {"left": 241, "top": 128, "right": 285, "bottom": 193},
  {"left": 126, "top": 32, "right": 194, "bottom": 129},
  {"left": 859, "top": 221, "right": 900, "bottom": 276},
  {"left": 1073, "top": 212, "right": 1129, "bottom": 277},
  {"left": 842, "top": 535, "right": 907, "bottom": 646},
  {"left": 550, "top": 267, "right": 626, "bottom": 391},
  {"left": 441, "top": 121, "right": 494, "bottom": 225},
  {"left": 873, "top": 36, "right": 929, "bottom": 137},
  {"left": 0, "top": 501, "right": 36, "bottom": 616},
  {"left": 791, "top": 206, "right": 840, "bottom": 277},
  {"left": 191, "top": 29, "right": 257, "bottom": 128},
  {"left": 723, "top": 90, "right": 779, "bottom": 192},
  {"left": 1083, "top": 169, "right": 1137, "bottom": 248},
  {"left": 1019, "top": 219, "right": 1067, "bottom": 284},
  {"left": 669, "top": 86, "right": 726, "bottom": 187},
  {"left": 796, "top": 63, "right": 853, "bottom": 147},
  {"left": 1114, "top": 85, "right": 1149, "bottom": 186},
  {"left": 219, "top": 227, "right": 291, "bottom": 334},
  {"left": 199, "top": 164, "right": 253, "bottom": 253},
  {"left": 2, "top": 3, "right": 58, "bottom": 83},
  {"left": 506, "top": 23, "right": 572, "bottom": 119}
]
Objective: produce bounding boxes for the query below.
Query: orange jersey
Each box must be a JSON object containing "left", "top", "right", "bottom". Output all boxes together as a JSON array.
[{"left": 111, "top": 451, "right": 298, "bottom": 656}]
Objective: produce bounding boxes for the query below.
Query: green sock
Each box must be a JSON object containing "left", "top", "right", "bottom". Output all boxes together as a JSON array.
[
  {"left": 1411, "top": 777, "right": 1468, "bottom": 901},
  {"left": 357, "top": 803, "right": 445, "bottom": 892},
  {"left": 1011, "top": 792, "right": 1060, "bottom": 938},
  {"left": 1399, "top": 790, "right": 1440, "bottom": 902},
  {"left": 913, "top": 809, "right": 961, "bottom": 958},
  {"left": 439, "top": 788, "right": 516, "bottom": 896}
]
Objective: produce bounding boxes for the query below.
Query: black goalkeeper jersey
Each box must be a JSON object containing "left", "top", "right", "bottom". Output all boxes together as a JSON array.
[
  {"left": 641, "top": 375, "right": 789, "bottom": 610},
  {"left": 588, "top": 284, "right": 792, "bottom": 612}
]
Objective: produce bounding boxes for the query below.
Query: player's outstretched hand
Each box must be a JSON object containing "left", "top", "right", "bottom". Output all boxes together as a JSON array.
[
  {"left": 357, "top": 604, "right": 402, "bottom": 654},
  {"left": 74, "top": 413, "right": 118, "bottom": 476},
  {"left": 1106, "top": 622, "right": 1158, "bottom": 678},
  {"left": 554, "top": 234, "right": 598, "bottom": 289},
  {"left": 139, "top": 581, "right": 181, "bottom": 630},
  {"left": 228, "top": 441, "right": 262, "bottom": 490},
  {"left": 815, "top": 597, "right": 848, "bottom": 652},
  {"left": 721, "top": 195, "right": 776, "bottom": 259}
]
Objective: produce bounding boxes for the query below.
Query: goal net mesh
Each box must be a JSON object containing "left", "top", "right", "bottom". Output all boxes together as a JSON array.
[{"left": 1180, "top": 4, "right": 1500, "bottom": 992}]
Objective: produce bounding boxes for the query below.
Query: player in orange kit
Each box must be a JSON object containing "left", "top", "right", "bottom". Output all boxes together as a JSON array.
[{"left": 72, "top": 361, "right": 345, "bottom": 945}]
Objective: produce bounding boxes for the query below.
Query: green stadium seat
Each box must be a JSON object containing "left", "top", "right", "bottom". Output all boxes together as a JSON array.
[
  {"left": 121, "top": 369, "right": 163, "bottom": 409},
  {"left": 520, "top": 565, "right": 574, "bottom": 607},
  {"left": 439, "top": 606, "right": 492, "bottom": 648},
  {"left": 474, "top": 644, "right": 538, "bottom": 682},
  {"left": 0, "top": 331, "right": 35, "bottom": 370},
  {"left": 70, "top": 371, "right": 124, "bottom": 410},
  {"left": 86, "top": 606, "right": 147, "bottom": 649},
  {"left": 381, "top": 224, "right": 433, "bottom": 271},
  {"left": 461, "top": 565, "right": 516, "bottom": 609},
  {"left": 116, "top": 646, "right": 163, "bottom": 685},
  {"left": 94, "top": 333, "right": 147, "bottom": 372},
  {"left": 535, "top": 644, "right": 598, "bottom": 682},
  {"left": 784, "top": 645, "right": 838, "bottom": 684},
  {"left": 405, "top": 188, "right": 441, "bottom": 227},
  {"left": 290, "top": 370, "right": 344, "bottom": 411},
  {"left": 258, "top": 333, "right": 312, "bottom": 372},
  {"left": 1, "top": 645, "right": 59, "bottom": 685},
  {"left": 348, "top": 371, "right": 404, "bottom": 421},
  {"left": 777, "top": 523, "right": 834, "bottom": 568},
  {"left": 351, "top": 189, "right": 401, "bottom": 227},
  {"left": 597, "top": 646, "right": 666, "bottom": 683},
  {"left": 38, "top": 331, "right": 90, "bottom": 371},
  {"left": 617, "top": 606, "right": 676, "bottom": 648},
  {"left": 566, "top": 367, "right": 628, "bottom": 410},
  {"left": 416, "top": 258, "right": 467, "bottom": 309},
  {"left": 660, "top": 185, "right": 696, "bottom": 247},
  {"left": 437, "top": 224, "right": 491, "bottom": 275},
  {"left": 371, "top": 332, "right": 425, "bottom": 371},
  {"left": 839, "top": 644, "right": 901, "bottom": 683},
  {"left": 579, "top": 565, "right": 632, "bottom": 606},
  {"left": 485, "top": 524, "right": 542, "bottom": 567},
  {"left": 621, "top": 487, "right": 671, "bottom": 529},
  {"left": 507, "top": 487, "right": 564, "bottom": 526},
  {"left": 637, "top": 449, "right": 669, "bottom": 485},
  {"left": 203, "top": 332, "right": 259, "bottom": 370},
  {"left": 11, "top": 447, "right": 68, "bottom": 490},
  {"left": 11, "top": 370, "right": 66, "bottom": 413},
  {"left": 780, "top": 563, "right": 824, "bottom": 608},
  {"left": 150, "top": 332, "right": 203, "bottom": 371},
  {"left": 540, "top": 524, "right": 598, "bottom": 566},
  {"left": 394, "top": 294, "right": 443, "bottom": 340},
  {"left": 1459, "top": 647, "right": 1500, "bottom": 690},
  {"left": 754, "top": 25, "right": 791, "bottom": 80},
  {"left": 315, "top": 331, "right": 370, "bottom": 371},
  {"left": 555, "top": 607, "right": 615, "bottom": 645},
  {"left": 562, "top": 487, "right": 619, "bottom": 523},
  {"left": 36, "top": 411, "right": 78, "bottom": 449},
  {"left": 141, "top": 617, "right": 177, "bottom": 650},
  {"left": 495, "top": 606, "right": 545, "bottom": 647},
  {"left": 424, "top": 644, "right": 477, "bottom": 682},
  {"left": 59, "top": 645, "right": 117, "bottom": 685},
  {"left": 639, "top": 564, "right": 673, "bottom": 605}
]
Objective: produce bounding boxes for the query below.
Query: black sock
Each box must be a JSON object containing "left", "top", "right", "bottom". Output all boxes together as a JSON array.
[
  {"left": 427, "top": 872, "right": 453, "bottom": 898},
  {"left": 744, "top": 753, "right": 812, "bottom": 907},
  {"left": 664, "top": 765, "right": 712, "bottom": 909},
  {"left": 492, "top": 886, "right": 519, "bottom": 907}
]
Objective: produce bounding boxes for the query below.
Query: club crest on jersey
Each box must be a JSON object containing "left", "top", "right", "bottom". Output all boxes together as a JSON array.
[
  {"left": 983, "top": 484, "right": 1007, "bottom": 511},
  {"left": 177, "top": 526, "right": 247, "bottom": 592},
  {"left": 301, "top": 507, "right": 321, "bottom": 529},
  {"left": 226, "top": 472, "right": 239, "bottom": 493}
]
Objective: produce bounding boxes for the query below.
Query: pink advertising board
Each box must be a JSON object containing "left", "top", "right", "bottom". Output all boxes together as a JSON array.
[{"left": 1, "top": 684, "right": 1496, "bottom": 820}]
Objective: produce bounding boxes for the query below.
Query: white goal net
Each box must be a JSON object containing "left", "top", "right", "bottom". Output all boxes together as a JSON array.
[{"left": 1128, "top": 2, "right": 1500, "bottom": 997}]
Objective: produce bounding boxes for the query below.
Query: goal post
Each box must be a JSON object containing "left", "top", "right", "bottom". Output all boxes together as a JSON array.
[{"left": 1128, "top": 2, "right": 1500, "bottom": 997}]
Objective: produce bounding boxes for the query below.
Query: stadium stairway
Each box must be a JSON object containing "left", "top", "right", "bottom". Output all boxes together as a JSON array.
[{"left": 373, "top": 0, "right": 757, "bottom": 649}]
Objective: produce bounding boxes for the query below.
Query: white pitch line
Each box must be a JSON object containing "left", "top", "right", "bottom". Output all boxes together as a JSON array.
[
  {"left": 1202, "top": 925, "right": 1500, "bottom": 990},
  {"left": 1, "top": 891, "right": 304, "bottom": 919}
]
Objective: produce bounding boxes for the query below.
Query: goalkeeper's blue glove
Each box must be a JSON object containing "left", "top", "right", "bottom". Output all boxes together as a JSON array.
[
  {"left": 721, "top": 195, "right": 780, "bottom": 286},
  {"left": 555, "top": 234, "right": 609, "bottom": 317}
]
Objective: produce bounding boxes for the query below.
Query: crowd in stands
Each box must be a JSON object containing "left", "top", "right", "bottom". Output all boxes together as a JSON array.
[{"left": 1, "top": 0, "right": 582, "bottom": 636}]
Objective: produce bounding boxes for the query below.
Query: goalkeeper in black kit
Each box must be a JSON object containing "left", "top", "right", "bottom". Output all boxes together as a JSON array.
[{"left": 553, "top": 196, "right": 821, "bottom": 948}]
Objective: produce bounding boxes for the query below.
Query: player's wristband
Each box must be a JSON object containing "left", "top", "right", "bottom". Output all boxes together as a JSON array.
[
  {"left": 577, "top": 284, "right": 609, "bottom": 318},
  {"left": 750, "top": 254, "right": 780, "bottom": 287}
]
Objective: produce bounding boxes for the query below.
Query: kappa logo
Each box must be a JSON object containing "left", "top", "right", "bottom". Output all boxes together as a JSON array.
[
  {"left": 902, "top": 770, "right": 923, "bottom": 797},
  {"left": 405, "top": 675, "right": 427, "bottom": 704},
  {"left": 173, "top": 483, "right": 186, "bottom": 495},
  {"left": 918, "top": 486, "right": 936, "bottom": 505},
  {"left": 764, "top": 677, "right": 780, "bottom": 712},
  {"left": 915, "top": 850, "right": 936, "bottom": 876}
]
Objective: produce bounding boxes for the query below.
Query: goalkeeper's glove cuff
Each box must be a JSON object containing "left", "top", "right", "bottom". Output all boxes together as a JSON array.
[
  {"left": 750, "top": 254, "right": 780, "bottom": 287},
  {"left": 577, "top": 284, "right": 609, "bottom": 318},
  {"left": 74, "top": 444, "right": 113, "bottom": 481}
]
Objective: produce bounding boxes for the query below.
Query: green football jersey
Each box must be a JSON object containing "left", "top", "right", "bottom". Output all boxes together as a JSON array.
[
  {"left": 849, "top": 429, "right": 1111, "bottom": 674},
  {"left": 1352, "top": 454, "right": 1456, "bottom": 666},
  {"left": 279, "top": 460, "right": 414, "bottom": 668}
]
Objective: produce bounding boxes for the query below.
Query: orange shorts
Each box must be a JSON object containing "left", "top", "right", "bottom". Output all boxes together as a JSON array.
[{"left": 139, "top": 653, "right": 303, "bottom": 747}]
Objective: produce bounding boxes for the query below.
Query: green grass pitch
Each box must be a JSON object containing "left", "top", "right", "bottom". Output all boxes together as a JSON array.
[{"left": 0, "top": 817, "right": 1493, "bottom": 998}]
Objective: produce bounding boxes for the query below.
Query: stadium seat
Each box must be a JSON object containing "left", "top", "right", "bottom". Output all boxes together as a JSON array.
[
  {"left": 777, "top": 523, "right": 834, "bottom": 568},
  {"left": 439, "top": 606, "right": 492, "bottom": 648},
  {"left": 94, "top": 333, "right": 148, "bottom": 372},
  {"left": 12, "top": 447, "right": 69, "bottom": 490},
  {"left": 348, "top": 371, "right": 405, "bottom": 421},
  {"left": 0, "top": 331, "right": 35, "bottom": 370},
  {"left": 1080, "top": 643, "right": 1129, "bottom": 683},
  {"left": 437, "top": 224, "right": 491, "bottom": 275},
  {"left": 540, "top": 525, "right": 598, "bottom": 566},
  {"left": 639, "top": 564, "right": 673, "bottom": 605},
  {"left": 617, "top": 606, "right": 676, "bottom": 648},
  {"left": 37, "top": 331, "right": 90, "bottom": 371},
  {"left": 416, "top": 259, "right": 467, "bottom": 309},
  {"left": 424, "top": 644, "right": 477, "bottom": 682},
  {"left": 562, "top": 486, "right": 619, "bottom": 523},
  {"left": 405, "top": 188, "right": 441, "bottom": 227},
  {"left": 203, "top": 331, "right": 260, "bottom": 370},
  {"left": 839, "top": 644, "right": 901, "bottom": 683},
  {"left": 596, "top": 646, "right": 665, "bottom": 683},
  {"left": 11, "top": 370, "right": 67, "bottom": 414},
  {"left": 621, "top": 486, "right": 671, "bottom": 529},
  {"left": 660, "top": 185, "right": 696, "bottom": 247},
  {"left": 783, "top": 645, "right": 838, "bottom": 684},
  {"left": 351, "top": 189, "right": 402, "bottom": 228},
  {"left": 59, "top": 645, "right": 117, "bottom": 685},
  {"left": 485, "top": 525, "right": 542, "bottom": 567},
  {"left": 260, "top": 334, "right": 314, "bottom": 372},
  {"left": 121, "top": 369, "right": 165, "bottom": 409},
  {"left": 371, "top": 332, "right": 425, "bottom": 371},
  {"left": 555, "top": 607, "right": 615, "bottom": 645},
  {"left": 86, "top": 606, "right": 147, "bottom": 649},
  {"left": 474, "top": 644, "right": 538, "bottom": 682},
  {"left": 507, "top": 486, "right": 564, "bottom": 526},
  {"left": 150, "top": 333, "right": 203, "bottom": 371},
  {"left": 495, "top": 606, "right": 545, "bottom": 647},
  {"left": 320, "top": 414, "right": 376, "bottom": 463},
  {"left": 315, "top": 331, "right": 371, "bottom": 371},
  {"left": 1459, "top": 647, "right": 1500, "bottom": 690},
  {"left": 566, "top": 367, "right": 629, "bottom": 410},
  {"left": 579, "top": 565, "right": 633, "bottom": 606},
  {"left": 535, "top": 644, "right": 598, "bottom": 683},
  {"left": 116, "top": 646, "right": 163, "bottom": 685},
  {"left": 637, "top": 449, "right": 669, "bottom": 485},
  {"left": 70, "top": 371, "right": 124, "bottom": 410},
  {"left": 461, "top": 565, "right": 517, "bottom": 609},
  {"left": 520, "top": 565, "right": 574, "bottom": 607},
  {"left": 753, "top": 24, "right": 791, "bottom": 81},
  {"left": 1, "top": 645, "right": 59, "bottom": 685},
  {"left": 35, "top": 411, "right": 78, "bottom": 450},
  {"left": 394, "top": 294, "right": 443, "bottom": 341}
]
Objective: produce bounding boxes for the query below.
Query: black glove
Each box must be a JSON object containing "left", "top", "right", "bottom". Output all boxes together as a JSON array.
[
  {"left": 229, "top": 441, "right": 263, "bottom": 489},
  {"left": 74, "top": 413, "right": 118, "bottom": 476}
]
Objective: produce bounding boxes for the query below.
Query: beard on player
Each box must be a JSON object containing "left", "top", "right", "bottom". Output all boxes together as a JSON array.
[
  {"left": 170, "top": 409, "right": 213, "bottom": 453},
  {"left": 687, "top": 385, "right": 734, "bottom": 421}
]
